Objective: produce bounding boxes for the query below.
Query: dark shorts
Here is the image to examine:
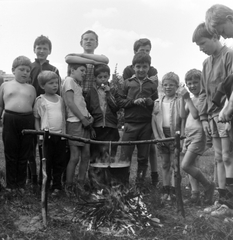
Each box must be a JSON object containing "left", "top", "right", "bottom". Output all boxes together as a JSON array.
[
  {"left": 157, "top": 127, "right": 175, "bottom": 154},
  {"left": 66, "top": 121, "right": 90, "bottom": 147}
]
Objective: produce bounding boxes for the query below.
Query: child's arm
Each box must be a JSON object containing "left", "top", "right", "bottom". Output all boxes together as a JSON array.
[
  {"left": 183, "top": 92, "right": 199, "bottom": 119},
  {"left": 65, "top": 90, "right": 91, "bottom": 127},
  {"left": 34, "top": 117, "right": 41, "bottom": 131},
  {"left": 180, "top": 95, "right": 188, "bottom": 119},
  {"left": 0, "top": 84, "right": 5, "bottom": 118},
  {"left": 65, "top": 53, "right": 109, "bottom": 65},
  {"left": 219, "top": 98, "right": 233, "bottom": 122},
  {"left": 115, "top": 82, "right": 135, "bottom": 109}
]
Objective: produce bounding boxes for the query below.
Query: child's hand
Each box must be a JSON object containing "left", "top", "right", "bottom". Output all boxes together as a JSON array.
[
  {"left": 144, "top": 97, "right": 153, "bottom": 106},
  {"left": 225, "top": 122, "right": 231, "bottom": 131},
  {"left": 81, "top": 117, "right": 91, "bottom": 128},
  {"left": 202, "top": 121, "right": 211, "bottom": 136},
  {"left": 219, "top": 105, "right": 233, "bottom": 122},
  {"left": 103, "top": 85, "right": 110, "bottom": 92},
  {"left": 134, "top": 98, "right": 145, "bottom": 105},
  {"left": 177, "top": 85, "right": 189, "bottom": 98},
  {"left": 90, "top": 127, "right": 96, "bottom": 139},
  {"left": 88, "top": 115, "right": 94, "bottom": 124},
  {"left": 183, "top": 91, "right": 190, "bottom": 100}
]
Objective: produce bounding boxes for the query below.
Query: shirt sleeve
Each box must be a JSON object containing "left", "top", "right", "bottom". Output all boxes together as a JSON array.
[
  {"left": 33, "top": 97, "right": 42, "bottom": 118},
  {"left": 63, "top": 78, "right": 74, "bottom": 93}
]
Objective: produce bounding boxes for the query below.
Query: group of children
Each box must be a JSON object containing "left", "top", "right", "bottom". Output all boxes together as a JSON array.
[{"left": 1, "top": 4, "right": 233, "bottom": 217}]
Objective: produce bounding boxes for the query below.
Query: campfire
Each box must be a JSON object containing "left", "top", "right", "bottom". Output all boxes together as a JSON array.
[{"left": 72, "top": 185, "right": 162, "bottom": 235}]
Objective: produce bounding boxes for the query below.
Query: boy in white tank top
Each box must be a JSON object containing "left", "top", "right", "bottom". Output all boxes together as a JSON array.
[{"left": 34, "top": 70, "right": 67, "bottom": 197}]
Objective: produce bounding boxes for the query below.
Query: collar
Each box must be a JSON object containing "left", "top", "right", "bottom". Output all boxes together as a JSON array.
[
  {"left": 35, "top": 58, "right": 49, "bottom": 65},
  {"left": 129, "top": 75, "right": 150, "bottom": 82}
]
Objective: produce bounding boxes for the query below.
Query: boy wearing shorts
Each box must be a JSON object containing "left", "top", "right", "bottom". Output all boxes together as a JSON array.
[
  {"left": 62, "top": 62, "right": 93, "bottom": 196},
  {"left": 152, "top": 72, "right": 182, "bottom": 201},
  {"left": 181, "top": 69, "right": 215, "bottom": 205},
  {"left": 193, "top": 22, "right": 233, "bottom": 214}
]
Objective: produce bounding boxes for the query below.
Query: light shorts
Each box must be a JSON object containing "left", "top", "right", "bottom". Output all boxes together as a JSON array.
[
  {"left": 66, "top": 121, "right": 90, "bottom": 147},
  {"left": 209, "top": 116, "right": 229, "bottom": 138},
  {"left": 183, "top": 129, "right": 206, "bottom": 155}
]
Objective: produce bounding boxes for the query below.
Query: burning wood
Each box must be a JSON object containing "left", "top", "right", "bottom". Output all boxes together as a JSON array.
[{"left": 72, "top": 185, "right": 162, "bottom": 235}]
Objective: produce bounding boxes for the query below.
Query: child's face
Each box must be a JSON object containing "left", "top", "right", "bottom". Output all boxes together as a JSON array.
[
  {"left": 136, "top": 45, "right": 151, "bottom": 55},
  {"left": 34, "top": 43, "right": 51, "bottom": 62},
  {"left": 71, "top": 66, "right": 86, "bottom": 82},
  {"left": 96, "top": 72, "right": 110, "bottom": 87},
  {"left": 80, "top": 33, "right": 98, "bottom": 53},
  {"left": 13, "top": 65, "right": 31, "bottom": 83},
  {"left": 186, "top": 78, "right": 201, "bottom": 96},
  {"left": 43, "top": 78, "right": 58, "bottom": 95},
  {"left": 195, "top": 37, "right": 216, "bottom": 56},
  {"left": 162, "top": 79, "right": 178, "bottom": 97},
  {"left": 215, "top": 18, "right": 233, "bottom": 39},
  {"left": 133, "top": 62, "right": 150, "bottom": 80}
]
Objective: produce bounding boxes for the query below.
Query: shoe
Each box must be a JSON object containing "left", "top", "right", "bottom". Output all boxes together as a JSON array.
[
  {"left": 204, "top": 182, "right": 215, "bottom": 204},
  {"left": 17, "top": 188, "right": 25, "bottom": 195},
  {"left": 190, "top": 191, "right": 200, "bottom": 203},
  {"left": 204, "top": 201, "right": 221, "bottom": 213},
  {"left": 161, "top": 186, "right": 170, "bottom": 201},
  {"left": 161, "top": 193, "right": 169, "bottom": 201},
  {"left": 224, "top": 217, "right": 233, "bottom": 223},
  {"left": 211, "top": 204, "right": 231, "bottom": 218},
  {"left": 65, "top": 184, "right": 75, "bottom": 197},
  {"left": 184, "top": 191, "right": 200, "bottom": 205},
  {"left": 76, "top": 181, "right": 89, "bottom": 197},
  {"left": 51, "top": 189, "right": 61, "bottom": 197}
]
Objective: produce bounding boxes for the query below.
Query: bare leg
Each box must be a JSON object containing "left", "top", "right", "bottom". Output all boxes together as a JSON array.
[
  {"left": 66, "top": 145, "right": 80, "bottom": 184},
  {"left": 149, "top": 144, "right": 158, "bottom": 172},
  {"left": 181, "top": 150, "right": 210, "bottom": 189},
  {"left": 221, "top": 137, "right": 233, "bottom": 178},
  {"left": 161, "top": 153, "right": 171, "bottom": 186},
  {"left": 78, "top": 144, "right": 90, "bottom": 181},
  {"left": 213, "top": 138, "right": 226, "bottom": 189}
]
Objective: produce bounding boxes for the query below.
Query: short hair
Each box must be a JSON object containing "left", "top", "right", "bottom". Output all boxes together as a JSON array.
[
  {"left": 133, "top": 38, "right": 152, "bottom": 53},
  {"left": 81, "top": 30, "right": 98, "bottom": 43},
  {"left": 12, "top": 56, "right": 32, "bottom": 71},
  {"left": 33, "top": 35, "right": 52, "bottom": 51},
  {"left": 185, "top": 69, "right": 202, "bottom": 83},
  {"left": 94, "top": 64, "right": 110, "bottom": 77},
  {"left": 132, "top": 52, "right": 151, "bottom": 66},
  {"left": 206, "top": 4, "right": 233, "bottom": 34},
  {"left": 192, "top": 22, "right": 220, "bottom": 43},
  {"left": 162, "top": 72, "right": 179, "bottom": 86},
  {"left": 38, "top": 70, "right": 59, "bottom": 87},
  {"left": 67, "top": 63, "right": 87, "bottom": 76}
]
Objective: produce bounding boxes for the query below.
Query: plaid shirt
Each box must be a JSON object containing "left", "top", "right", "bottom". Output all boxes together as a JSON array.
[{"left": 81, "top": 64, "right": 95, "bottom": 93}]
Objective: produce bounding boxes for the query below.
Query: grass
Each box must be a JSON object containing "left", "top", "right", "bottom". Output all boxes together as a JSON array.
[{"left": 0, "top": 128, "right": 233, "bottom": 240}]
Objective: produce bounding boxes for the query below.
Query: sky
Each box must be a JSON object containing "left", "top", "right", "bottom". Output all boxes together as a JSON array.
[{"left": 0, "top": 0, "right": 233, "bottom": 82}]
